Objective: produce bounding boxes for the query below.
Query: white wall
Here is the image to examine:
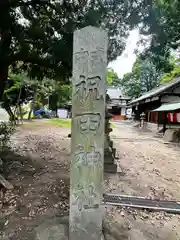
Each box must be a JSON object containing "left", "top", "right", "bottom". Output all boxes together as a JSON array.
[{"left": 121, "top": 107, "right": 126, "bottom": 116}]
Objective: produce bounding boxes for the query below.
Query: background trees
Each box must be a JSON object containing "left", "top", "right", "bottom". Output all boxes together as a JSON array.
[
  {"left": 106, "top": 68, "right": 120, "bottom": 87},
  {"left": 160, "top": 58, "right": 180, "bottom": 83},
  {"left": 1, "top": 71, "right": 33, "bottom": 120},
  {"left": 0, "top": 0, "right": 148, "bottom": 100},
  {"left": 1, "top": 0, "right": 180, "bottom": 109},
  {"left": 49, "top": 82, "right": 72, "bottom": 115},
  {"left": 118, "top": 0, "right": 180, "bottom": 99},
  {"left": 120, "top": 58, "right": 162, "bottom": 98},
  {"left": 139, "top": 0, "right": 180, "bottom": 72}
]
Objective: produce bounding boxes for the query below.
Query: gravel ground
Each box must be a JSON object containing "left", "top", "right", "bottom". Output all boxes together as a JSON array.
[
  {"left": 105, "top": 121, "right": 180, "bottom": 240},
  {"left": 0, "top": 122, "right": 71, "bottom": 239},
  {"left": 1, "top": 120, "right": 180, "bottom": 239}
]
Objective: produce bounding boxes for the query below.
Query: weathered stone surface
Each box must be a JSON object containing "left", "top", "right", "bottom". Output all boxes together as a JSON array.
[
  {"left": 104, "top": 158, "right": 114, "bottom": 165},
  {"left": 70, "top": 26, "right": 107, "bottom": 240},
  {"left": 112, "top": 148, "right": 118, "bottom": 159},
  {"left": 35, "top": 216, "right": 126, "bottom": 240},
  {"left": 104, "top": 150, "right": 114, "bottom": 163},
  {"left": 101, "top": 234, "right": 105, "bottom": 240},
  {"left": 36, "top": 225, "right": 67, "bottom": 240},
  {"left": 109, "top": 140, "right": 113, "bottom": 148},
  {"left": 104, "top": 234, "right": 116, "bottom": 240},
  {"left": 104, "top": 104, "right": 117, "bottom": 173},
  {"left": 163, "top": 129, "right": 180, "bottom": 142},
  {"left": 104, "top": 164, "right": 117, "bottom": 173},
  {"left": 104, "top": 147, "right": 113, "bottom": 155},
  {"left": 104, "top": 136, "right": 110, "bottom": 150},
  {"left": 35, "top": 216, "right": 69, "bottom": 240}
]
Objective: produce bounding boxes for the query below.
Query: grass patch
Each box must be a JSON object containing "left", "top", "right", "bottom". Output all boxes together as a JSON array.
[
  {"left": 20, "top": 118, "right": 113, "bottom": 130},
  {"left": 111, "top": 122, "right": 116, "bottom": 129},
  {"left": 48, "top": 118, "right": 71, "bottom": 128},
  {"left": 50, "top": 119, "right": 114, "bottom": 129}
]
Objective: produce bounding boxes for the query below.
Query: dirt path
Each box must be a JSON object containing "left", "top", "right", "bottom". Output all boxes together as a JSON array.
[
  {"left": 105, "top": 121, "right": 180, "bottom": 240},
  {"left": 110, "top": 122, "right": 180, "bottom": 199},
  {"left": 1, "top": 122, "right": 71, "bottom": 239},
  {"left": 1, "top": 121, "right": 180, "bottom": 239}
]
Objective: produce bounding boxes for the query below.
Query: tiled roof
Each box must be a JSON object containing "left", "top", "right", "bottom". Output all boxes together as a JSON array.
[{"left": 129, "top": 77, "right": 180, "bottom": 106}]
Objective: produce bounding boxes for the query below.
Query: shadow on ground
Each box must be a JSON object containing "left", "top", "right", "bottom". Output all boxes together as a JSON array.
[{"left": 1, "top": 148, "right": 70, "bottom": 240}]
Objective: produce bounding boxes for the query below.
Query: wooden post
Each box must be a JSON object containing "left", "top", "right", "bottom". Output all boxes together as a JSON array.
[
  {"left": 148, "top": 112, "right": 150, "bottom": 122},
  {"left": 163, "top": 111, "right": 167, "bottom": 135}
]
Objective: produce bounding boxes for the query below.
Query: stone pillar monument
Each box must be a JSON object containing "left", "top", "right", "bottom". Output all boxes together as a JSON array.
[
  {"left": 70, "top": 26, "right": 107, "bottom": 240},
  {"left": 131, "top": 112, "right": 136, "bottom": 122},
  {"left": 140, "top": 112, "right": 145, "bottom": 128}
]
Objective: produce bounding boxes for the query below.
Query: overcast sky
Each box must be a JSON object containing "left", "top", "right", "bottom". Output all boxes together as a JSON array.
[{"left": 108, "top": 29, "right": 140, "bottom": 78}]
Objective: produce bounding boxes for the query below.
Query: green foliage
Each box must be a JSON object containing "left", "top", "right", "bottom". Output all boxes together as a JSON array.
[
  {"left": 140, "top": 0, "right": 180, "bottom": 72},
  {"left": 0, "top": 71, "right": 33, "bottom": 120},
  {"left": 2, "top": 72, "right": 33, "bottom": 107},
  {"left": 31, "top": 78, "right": 56, "bottom": 110},
  {"left": 49, "top": 82, "right": 72, "bottom": 111},
  {"left": 0, "top": 122, "right": 15, "bottom": 155},
  {"left": 1, "top": 68, "right": 72, "bottom": 121},
  {"left": 120, "top": 72, "right": 141, "bottom": 99},
  {"left": 120, "top": 58, "right": 162, "bottom": 98},
  {"left": 160, "top": 58, "right": 180, "bottom": 83},
  {"left": 0, "top": 0, "right": 148, "bottom": 99},
  {"left": 106, "top": 68, "right": 120, "bottom": 86},
  {"left": 48, "top": 119, "right": 71, "bottom": 128},
  {"left": 16, "top": 107, "right": 28, "bottom": 119}
]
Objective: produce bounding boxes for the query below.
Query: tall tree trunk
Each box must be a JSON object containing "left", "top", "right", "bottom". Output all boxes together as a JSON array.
[
  {"left": 28, "top": 102, "right": 34, "bottom": 120},
  {"left": 0, "top": 66, "right": 8, "bottom": 101},
  {"left": 2, "top": 94, "right": 15, "bottom": 123},
  {"left": 4, "top": 104, "right": 15, "bottom": 122},
  {"left": 28, "top": 107, "right": 32, "bottom": 120},
  {"left": 0, "top": 24, "right": 11, "bottom": 100},
  {"left": 19, "top": 105, "right": 23, "bottom": 123},
  {"left": 55, "top": 106, "right": 58, "bottom": 118}
]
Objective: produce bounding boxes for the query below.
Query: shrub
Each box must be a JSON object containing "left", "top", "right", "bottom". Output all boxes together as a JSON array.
[{"left": 0, "top": 122, "right": 15, "bottom": 155}]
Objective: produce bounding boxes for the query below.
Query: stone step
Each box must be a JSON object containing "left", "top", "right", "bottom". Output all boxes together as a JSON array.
[
  {"left": 112, "top": 148, "right": 119, "bottom": 159},
  {"left": 104, "top": 163, "right": 117, "bottom": 173},
  {"left": 109, "top": 140, "right": 113, "bottom": 148},
  {"left": 104, "top": 157, "right": 114, "bottom": 164}
]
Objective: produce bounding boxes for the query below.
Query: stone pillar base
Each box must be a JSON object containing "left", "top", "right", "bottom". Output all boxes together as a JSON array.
[
  {"left": 34, "top": 215, "right": 126, "bottom": 240},
  {"left": 104, "top": 163, "right": 117, "bottom": 173}
]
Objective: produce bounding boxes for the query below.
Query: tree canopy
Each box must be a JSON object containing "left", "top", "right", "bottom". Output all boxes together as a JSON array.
[
  {"left": 0, "top": 0, "right": 148, "bottom": 99},
  {"left": 160, "top": 58, "right": 180, "bottom": 83},
  {"left": 139, "top": 0, "right": 180, "bottom": 72},
  {"left": 49, "top": 82, "right": 71, "bottom": 112},
  {"left": 119, "top": 0, "right": 180, "bottom": 99},
  {"left": 120, "top": 57, "right": 162, "bottom": 98},
  {"left": 106, "top": 68, "right": 120, "bottom": 86},
  {"left": 2, "top": 0, "right": 179, "bottom": 106},
  {"left": 1, "top": 71, "right": 34, "bottom": 119}
]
